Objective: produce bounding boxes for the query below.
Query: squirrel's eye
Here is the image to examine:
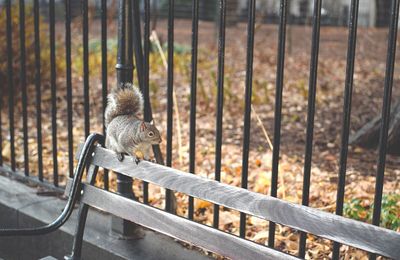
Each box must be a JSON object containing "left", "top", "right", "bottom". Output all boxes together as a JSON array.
[{"left": 148, "top": 131, "right": 154, "bottom": 137}]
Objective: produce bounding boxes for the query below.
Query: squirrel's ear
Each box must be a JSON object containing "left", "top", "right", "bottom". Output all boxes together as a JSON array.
[
  {"left": 150, "top": 119, "right": 154, "bottom": 125},
  {"left": 140, "top": 121, "right": 147, "bottom": 132}
]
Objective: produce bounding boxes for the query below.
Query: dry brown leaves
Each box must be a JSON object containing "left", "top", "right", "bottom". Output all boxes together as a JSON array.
[{"left": 1, "top": 21, "right": 399, "bottom": 259}]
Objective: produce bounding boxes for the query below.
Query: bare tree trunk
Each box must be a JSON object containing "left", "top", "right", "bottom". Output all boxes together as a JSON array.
[{"left": 350, "top": 101, "right": 400, "bottom": 155}]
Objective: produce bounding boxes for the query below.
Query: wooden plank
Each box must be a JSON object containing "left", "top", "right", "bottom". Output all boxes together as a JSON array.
[
  {"left": 75, "top": 183, "right": 297, "bottom": 260},
  {"left": 77, "top": 145, "right": 400, "bottom": 258}
]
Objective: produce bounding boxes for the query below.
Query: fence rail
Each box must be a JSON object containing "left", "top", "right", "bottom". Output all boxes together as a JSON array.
[{"left": 0, "top": 0, "right": 399, "bottom": 259}]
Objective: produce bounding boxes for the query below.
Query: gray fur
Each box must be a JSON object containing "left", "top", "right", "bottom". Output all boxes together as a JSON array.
[
  {"left": 105, "top": 85, "right": 161, "bottom": 160},
  {"left": 105, "top": 83, "right": 144, "bottom": 127}
]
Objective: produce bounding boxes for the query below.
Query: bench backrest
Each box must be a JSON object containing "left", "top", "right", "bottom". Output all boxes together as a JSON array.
[{"left": 66, "top": 145, "right": 400, "bottom": 259}]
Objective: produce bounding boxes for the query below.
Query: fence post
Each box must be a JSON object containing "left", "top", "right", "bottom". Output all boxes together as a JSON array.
[{"left": 111, "top": 0, "right": 142, "bottom": 238}]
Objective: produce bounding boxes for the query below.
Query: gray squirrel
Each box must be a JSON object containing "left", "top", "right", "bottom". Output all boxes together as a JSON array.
[{"left": 105, "top": 83, "right": 162, "bottom": 162}]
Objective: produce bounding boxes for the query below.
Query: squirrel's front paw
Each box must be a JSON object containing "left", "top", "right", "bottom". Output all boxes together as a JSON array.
[
  {"left": 117, "top": 153, "right": 125, "bottom": 162},
  {"left": 134, "top": 157, "right": 141, "bottom": 165},
  {"left": 134, "top": 150, "right": 145, "bottom": 165}
]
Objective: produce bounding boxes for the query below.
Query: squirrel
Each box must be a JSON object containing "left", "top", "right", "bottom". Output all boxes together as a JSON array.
[{"left": 105, "top": 83, "right": 162, "bottom": 163}]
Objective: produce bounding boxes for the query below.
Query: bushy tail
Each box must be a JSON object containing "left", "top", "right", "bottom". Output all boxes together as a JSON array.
[{"left": 105, "top": 83, "right": 144, "bottom": 127}]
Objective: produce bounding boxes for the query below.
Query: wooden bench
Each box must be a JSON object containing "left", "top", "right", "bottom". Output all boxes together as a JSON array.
[{"left": 62, "top": 135, "right": 399, "bottom": 259}]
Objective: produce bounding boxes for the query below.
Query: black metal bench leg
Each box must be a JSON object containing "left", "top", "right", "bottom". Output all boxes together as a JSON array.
[
  {"left": 65, "top": 165, "right": 99, "bottom": 260},
  {"left": 64, "top": 204, "right": 90, "bottom": 260}
]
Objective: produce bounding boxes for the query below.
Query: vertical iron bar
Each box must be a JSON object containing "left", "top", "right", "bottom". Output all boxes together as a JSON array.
[
  {"left": 116, "top": 0, "right": 133, "bottom": 84},
  {"left": 141, "top": 0, "right": 166, "bottom": 202},
  {"left": 188, "top": 0, "right": 199, "bottom": 221},
  {"left": 19, "top": 0, "right": 29, "bottom": 176},
  {"left": 6, "top": 0, "right": 16, "bottom": 171},
  {"left": 142, "top": 0, "right": 165, "bottom": 168},
  {"left": 370, "top": 0, "right": 399, "bottom": 259},
  {"left": 165, "top": 0, "right": 174, "bottom": 213},
  {"left": 268, "top": 0, "right": 288, "bottom": 248},
  {"left": 131, "top": 0, "right": 148, "bottom": 204},
  {"left": 142, "top": 0, "right": 165, "bottom": 202},
  {"left": 101, "top": 0, "right": 109, "bottom": 191},
  {"left": 298, "top": 0, "right": 322, "bottom": 257},
  {"left": 83, "top": 0, "right": 90, "bottom": 138},
  {"left": 143, "top": 0, "right": 151, "bottom": 123},
  {"left": 239, "top": 0, "right": 256, "bottom": 238},
  {"left": 332, "top": 0, "right": 359, "bottom": 258},
  {"left": 0, "top": 75, "right": 2, "bottom": 165},
  {"left": 65, "top": 0, "right": 74, "bottom": 178},
  {"left": 112, "top": 0, "right": 138, "bottom": 238},
  {"left": 115, "top": 0, "right": 134, "bottom": 197},
  {"left": 49, "top": 0, "right": 58, "bottom": 186},
  {"left": 143, "top": 0, "right": 151, "bottom": 204},
  {"left": 213, "top": 0, "right": 226, "bottom": 228},
  {"left": 34, "top": 0, "right": 43, "bottom": 180},
  {"left": 132, "top": 0, "right": 144, "bottom": 92}
]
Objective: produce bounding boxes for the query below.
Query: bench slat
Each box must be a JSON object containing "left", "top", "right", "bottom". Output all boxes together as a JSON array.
[
  {"left": 79, "top": 146, "right": 400, "bottom": 258},
  {"left": 67, "top": 181, "right": 296, "bottom": 260}
]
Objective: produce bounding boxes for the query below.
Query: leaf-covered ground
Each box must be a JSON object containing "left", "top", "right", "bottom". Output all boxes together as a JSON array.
[{"left": 1, "top": 18, "right": 399, "bottom": 259}]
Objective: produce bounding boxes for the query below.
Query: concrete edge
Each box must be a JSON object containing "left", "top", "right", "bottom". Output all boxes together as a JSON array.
[{"left": 0, "top": 175, "right": 211, "bottom": 260}]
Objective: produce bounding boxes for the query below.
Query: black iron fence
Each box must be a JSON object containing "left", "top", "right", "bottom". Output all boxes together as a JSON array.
[{"left": 0, "top": 0, "right": 399, "bottom": 259}]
